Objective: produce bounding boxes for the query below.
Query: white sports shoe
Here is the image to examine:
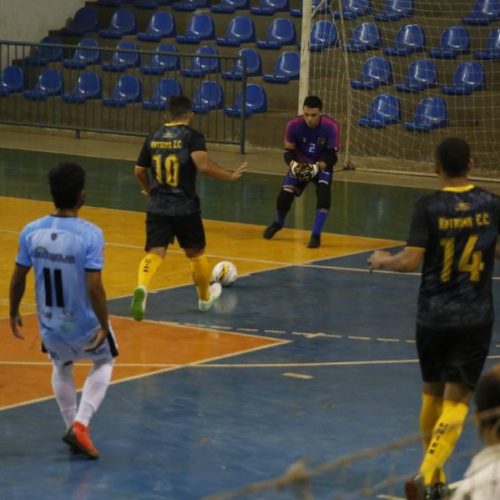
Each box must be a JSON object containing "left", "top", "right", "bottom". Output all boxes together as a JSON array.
[{"left": 198, "top": 282, "right": 222, "bottom": 312}]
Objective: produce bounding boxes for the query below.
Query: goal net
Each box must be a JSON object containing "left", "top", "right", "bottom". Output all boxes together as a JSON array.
[
  {"left": 305, "top": 0, "right": 500, "bottom": 178},
  {"left": 207, "top": 407, "right": 500, "bottom": 499}
]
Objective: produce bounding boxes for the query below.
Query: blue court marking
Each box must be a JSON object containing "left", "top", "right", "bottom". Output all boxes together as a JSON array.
[
  {"left": 3, "top": 251, "right": 500, "bottom": 499},
  {"left": 1, "top": 359, "right": 491, "bottom": 499}
]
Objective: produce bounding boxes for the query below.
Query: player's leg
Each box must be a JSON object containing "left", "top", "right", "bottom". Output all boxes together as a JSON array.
[
  {"left": 418, "top": 382, "right": 445, "bottom": 484},
  {"left": 408, "top": 324, "right": 492, "bottom": 497},
  {"left": 263, "top": 173, "right": 305, "bottom": 239},
  {"left": 131, "top": 212, "right": 171, "bottom": 321},
  {"left": 176, "top": 214, "right": 221, "bottom": 311},
  {"left": 308, "top": 170, "right": 333, "bottom": 248},
  {"left": 52, "top": 361, "right": 78, "bottom": 429},
  {"left": 63, "top": 330, "right": 117, "bottom": 459}
]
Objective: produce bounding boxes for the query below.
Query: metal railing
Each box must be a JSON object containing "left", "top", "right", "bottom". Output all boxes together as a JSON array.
[{"left": 0, "top": 39, "right": 248, "bottom": 152}]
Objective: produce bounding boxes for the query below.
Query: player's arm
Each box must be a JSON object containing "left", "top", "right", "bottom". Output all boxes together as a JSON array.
[
  {"left": 9, "top": 263, "right": 31, "bottom": 340},
  {"left": 367, "top": 247, "right": 425, "bottom": 273},
  {"left": 191, "top": 150, "right": 247, "bottom": 181},
  {"left": 318, "top": 148, "right": 338, "bottom": 171},
  {"left": 134, "top": 136, "right": 152, "bottom": 195},
  {"left": 284, "top": 140, "right": 298, "bottom": 167},
  {"left": 85, "top": 270, "right": 110, "bottom": 352},
  {"left": 134, "top": 165, "right": 151, "bottom": 196}
]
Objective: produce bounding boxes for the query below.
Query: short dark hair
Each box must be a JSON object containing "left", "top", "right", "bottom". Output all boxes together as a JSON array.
[
  {"left": 303, "top": 95, "right": 323, "bottom": 110},
  {"left": 168, "top": 96, "right": 192, "bottom": 119},
  {"left": 48, "top": 163, "right": 85, "bottom": 209},
  {"left": 475, "top": 364, "right": 500, "bottom": 436},
  {"left": 435, "top": 137, "right": 470, "bottom": 177}
]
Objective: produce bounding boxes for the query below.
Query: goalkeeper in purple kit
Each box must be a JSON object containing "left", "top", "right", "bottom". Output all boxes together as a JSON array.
[{"left": 263, "top": 95, "right": 340, "bottom": 248}]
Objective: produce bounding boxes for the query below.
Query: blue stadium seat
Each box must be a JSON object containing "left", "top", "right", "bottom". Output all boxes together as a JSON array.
[
  {"left": 0, "top": 65, "right": 24, "bottom": 97},
  {"left": 62, "top": 72, "right": 102, "bottom": 103},
  {"left": 216, "top": 16, "right": 256, "bottom": 46},
  {"left": 24, "top": 36, "right": 63, "bottom": 66},
  {"left": 404, "top": 97, "right": 447, "bottom": 131},
  {"left": 224, "top": 83, "right": 267, "bottom": 117},
  {"left": 62, "top": 38, "right": 101, "bottom": 69},
  {"left": 290, "top": 0, "right": 327, "bottom": 17},
  {"left": 192, "top": 80, "right": 224, "bottom": 114},
  {"left": 358, "top": 93, "right": 400, "bottom": 127},
  {"left": 442, "top": 61, "right": 485, "bottom": 95},
  {"left": 475, "top": 27, "right": 500, "bottom": 60},
  {"left": 463, "top": 0, "right": 500, "bottom": 25},
  {"left": 102, "top": 75, "right": 142, "bottom": 106},
  {"left": 221, "top": 48, "right": 262, "bottom": 80},
  {"left": 172, "top": 0, "right": 211, "bottom": 11},
  {"left": 23, "top": 69, "right": 63, "bottom": 100},
  {"left": 211, "top": 0, "right": 249, "bottom": 13},
  {"left": 263, "top": 51, "right": 300, "bottom": 83},
  {"left": 62, "top": 7, "right": 98, "bottom": 36},
  {"left": 310, "top": 20, "right": 337, "bottom": 51},
  {"left": 373, "top": 0, "right": 413, "bottom": 21},
  {"left": 176, "top": 13, "right": 215, "bottom": 44},
  {"left": 395, "top": 59, "right": 438, "bottom": 92},
  {"left": 344, "top": 22, "right": 381, "bottom": 52},
  {"left": 142, "top": 78, "right": 182, "bottom": 110},
  {"left": 134, "top": 0, "right": 160, "bottom": 8},
  {"left": 180, "top": 45, "right": 220, "bottom": 77},
  {"left": 251, "top": 0, "right": 289, "bottom": 15},
  {"left": 350, "top": 56, "right": 392, "bottom": 89},
  {"left": 99, "top": 9, "right": 137, "bottom": 39},
  {"left": 256, "top": 18, "right": 297, "bottom": 49},
  {"left": 101, "top": 41, "right": 140, "bottom": 72},
  {"left": 383, "top": 23, "right": 425, "bottom": 56},
  {"left": 137, "top": 11, "right": 176, "bottom": 41},
  {"left": 333, "top": 0, "right": 371, "bottom": 20},
  {"left": 140, "top": 43, "right": 180, "bottom": 74},
  {"left": 429, "top": 26, "right": 470, "bottom": 59}
]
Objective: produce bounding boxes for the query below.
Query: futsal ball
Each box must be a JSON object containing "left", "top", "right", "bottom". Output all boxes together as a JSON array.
[{"left": 212, "top": 261, "right": 238, "bottom": 287}]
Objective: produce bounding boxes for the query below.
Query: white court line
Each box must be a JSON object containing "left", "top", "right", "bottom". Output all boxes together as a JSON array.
[{"left": 0, "top": 333, "right": 291, "bottom": 412}]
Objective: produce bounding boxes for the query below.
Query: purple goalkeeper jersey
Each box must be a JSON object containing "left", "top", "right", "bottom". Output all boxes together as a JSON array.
[{"left": 284, "top": 115, "right": 340, "bottom": 164}]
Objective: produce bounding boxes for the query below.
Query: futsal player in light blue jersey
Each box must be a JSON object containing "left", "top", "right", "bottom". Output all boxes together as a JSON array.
[{"left": 9, "top": 163, "right": 117, "bottom": 459}]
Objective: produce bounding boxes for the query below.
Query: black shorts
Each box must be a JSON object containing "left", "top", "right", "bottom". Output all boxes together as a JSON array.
[
  {"left": 145, "top": 212, "right": 206, "bottom": 250},
  {"left": 416, "top": 323, "right": 493, "bottom": 390}
]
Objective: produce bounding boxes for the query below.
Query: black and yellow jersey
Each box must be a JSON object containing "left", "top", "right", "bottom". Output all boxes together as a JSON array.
[
  {"left": 407, "top": 185, "right": 500, "bottom": 330},
  {"left": 136, "top": 122, "right": 206, "bottom": 216}
]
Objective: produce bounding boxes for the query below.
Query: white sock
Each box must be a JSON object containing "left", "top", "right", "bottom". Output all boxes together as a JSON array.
[
  {"left": 51, "top": 362, "right": 77, "bottom": 429},
  {"left": 75, "top": 359, "right": 113, "bottom": 427}
]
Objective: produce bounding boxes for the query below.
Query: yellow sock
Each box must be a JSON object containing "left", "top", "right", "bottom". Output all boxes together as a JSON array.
[
  {"left": 419, "top": 394, "right": 446, "bottom": 485},
  {"left": 137, "top": 253, "right": 163, "bottom": 289},
  {"left": 419, "top": 394, "right": 443, "bottom": 450},
  {"left": 420, "top": 400, "right": 469, "bottom": 485},
  {"left": 190, "top": 255, "right": 210, "bottom": 301}
]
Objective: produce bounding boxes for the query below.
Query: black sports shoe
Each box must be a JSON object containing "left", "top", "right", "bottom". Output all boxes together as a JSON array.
[
  {"left": 307, "top": 234, "right": 321, "bottom": 248},
  {"left": 263, "top": 222, "right": 282, "bottom": 240},
  {"left": 428, "top": 483, "right": 451, "bottom": 500}
]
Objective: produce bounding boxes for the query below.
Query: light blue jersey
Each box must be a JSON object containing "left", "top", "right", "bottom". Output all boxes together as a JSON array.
[{"left": 16, "top": 215, "right": 104, "bottom": 349}]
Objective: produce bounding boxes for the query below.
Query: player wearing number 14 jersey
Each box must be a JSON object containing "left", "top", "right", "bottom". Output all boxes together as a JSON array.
[
  {"left": 368, "top": 138, "right": 500, "bottom": 500},
  {"left": 131, "top": 96, "right": 247, "bottom": 320}
]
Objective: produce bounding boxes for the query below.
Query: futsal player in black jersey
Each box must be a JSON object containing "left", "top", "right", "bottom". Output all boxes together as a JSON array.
[
  {"left": 131, "top": 96, "right": 247, "bottom": 319},
  {"left": 367, "top": 138, "right": 500, "bottom": 500}
]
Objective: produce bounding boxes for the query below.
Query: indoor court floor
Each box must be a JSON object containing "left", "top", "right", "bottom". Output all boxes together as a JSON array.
[{"left": 1, "top": 141, "right": 500, "bottom": 499}]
